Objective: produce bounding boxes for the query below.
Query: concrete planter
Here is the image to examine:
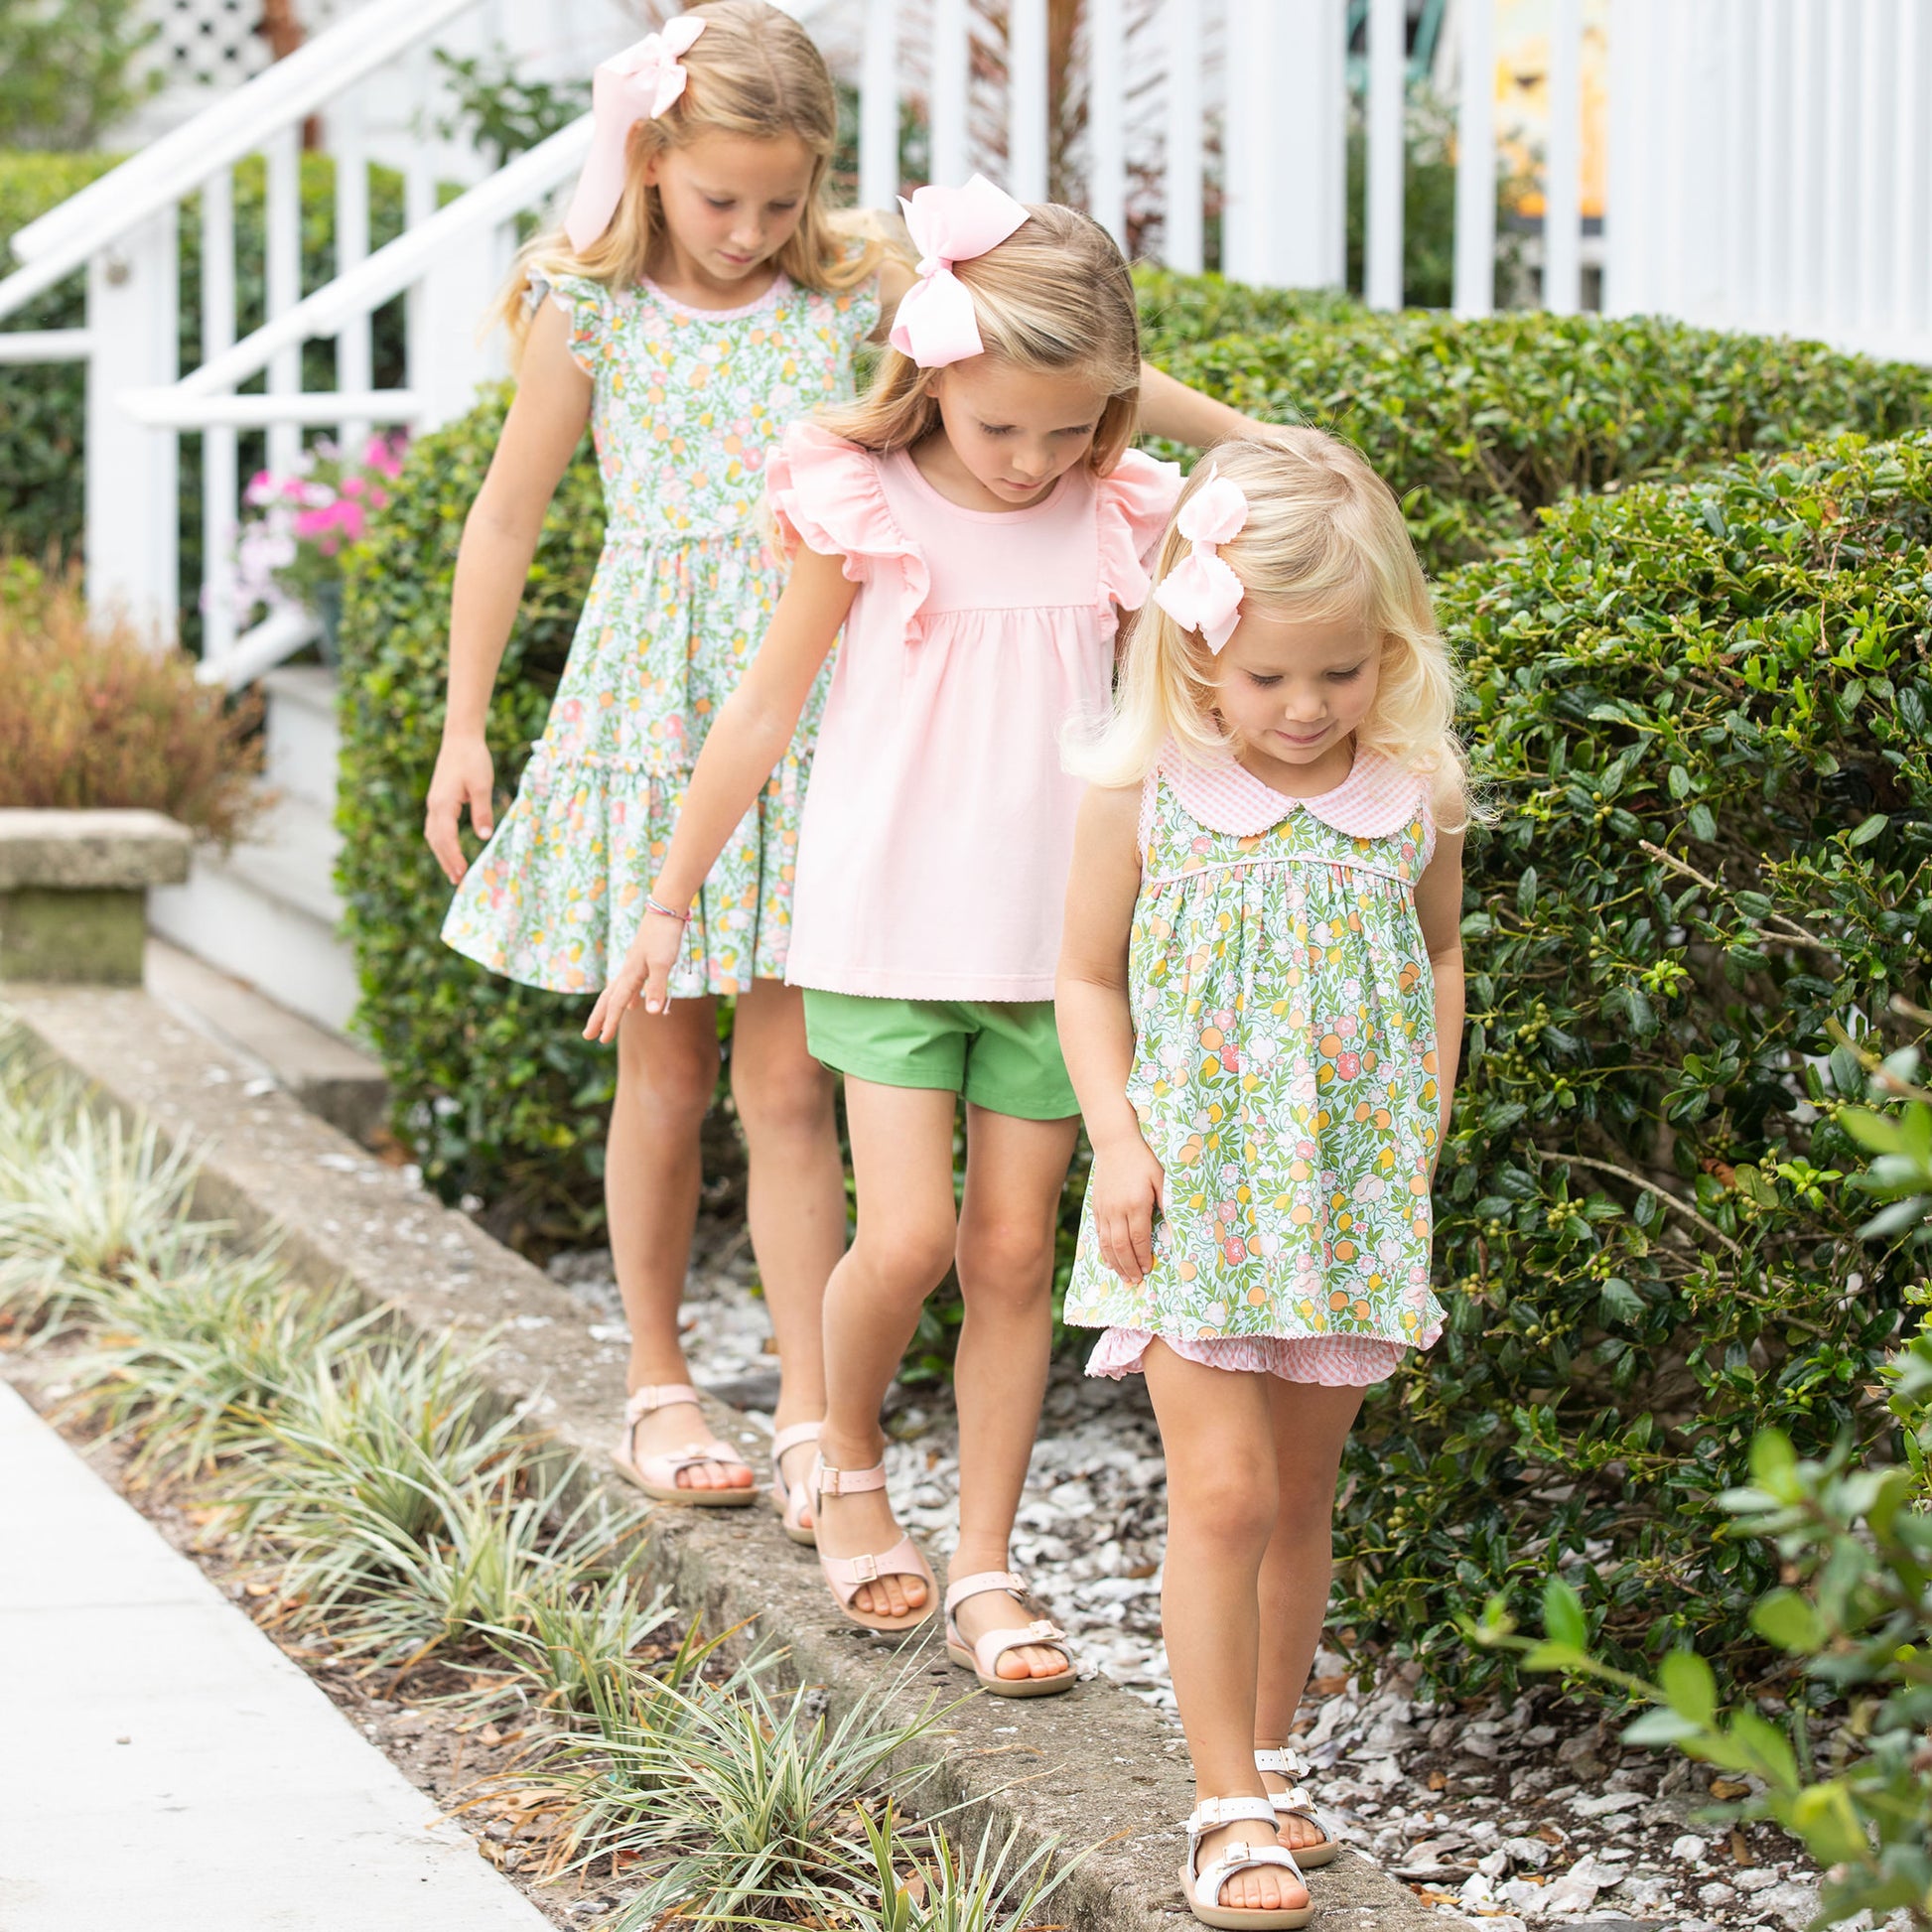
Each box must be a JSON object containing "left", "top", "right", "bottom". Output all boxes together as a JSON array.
[{"left": 0, "top": 809, "right": 192, "bottom": 985}]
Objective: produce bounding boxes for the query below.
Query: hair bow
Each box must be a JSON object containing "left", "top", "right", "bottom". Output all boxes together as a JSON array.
[
  {"left": 1153, "top": 466, "right": 1250, "bottom": 652},
  {"left": 888, "top": 173, "right": 1030, "bottom": 368},
  {"left": 564, "top": 16, "right": 709, "bottom": 252}
]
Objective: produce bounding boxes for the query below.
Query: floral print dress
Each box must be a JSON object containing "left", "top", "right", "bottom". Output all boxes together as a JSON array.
[
  {"left": 442, "top": 267, "right": 881, "bottom": 996},
  {"left": 1064, "top": 745, "right": 1449, "bottom": 1387}
]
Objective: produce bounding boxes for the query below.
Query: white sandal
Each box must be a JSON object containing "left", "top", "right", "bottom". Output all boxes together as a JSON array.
[
  {"left": 943, "top": 1571, "right": 1075, "bottom": 1698},
  {"left": 768, "top": 1420, "right": 820, "bottom": 1546},
  {"left": 1255, "top": 1748, "right": 1338, "bottom": 1867},
  {"left": 612, "top": 1384, "right": 757, "bottom": 1506},
  {"left": 1179, "top": 1796, "right": 1313, "bottom": 1930}
]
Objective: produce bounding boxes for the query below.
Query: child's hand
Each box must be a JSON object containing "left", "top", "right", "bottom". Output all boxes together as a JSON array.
[
  {"left": 583, "top": 907, "right": 686, "bottom": 1042},
  {"left": 424, "top": 735, "right": 496, "bottom": 885},
  {"left": 1088, "top": 1133, "right": 1166, "bottom": 1284}
]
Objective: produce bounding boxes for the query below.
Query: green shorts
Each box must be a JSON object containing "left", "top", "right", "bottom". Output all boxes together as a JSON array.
[{"left": 801, "top": 991, "right": 1077, "bottom": 1121}]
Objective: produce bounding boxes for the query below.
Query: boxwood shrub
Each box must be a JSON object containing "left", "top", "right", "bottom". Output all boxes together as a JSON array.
[
  {"left": 1331, "top": 432, "right": 1932, "bottom": 1685},
  {"left": 1159, "top": 311, "right": 1932, "bottom": 575},
  {"left": 0, "top": 150, "right": 406, "bottom": 603}
]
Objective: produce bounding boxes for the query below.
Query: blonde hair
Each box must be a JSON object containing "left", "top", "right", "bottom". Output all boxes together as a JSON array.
[
  {"left": 498, "top": 0, "right": 887, "bottom": 345},
  {"left": 1074, "top": 429, "right": 1476, "bottom": 830},
  {"left": 821, "top": 203, "right": 1143, "bottom": 476}
]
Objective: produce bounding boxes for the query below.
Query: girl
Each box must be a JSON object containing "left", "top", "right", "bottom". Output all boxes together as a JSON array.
[
  {"left": 590, "top": 178, "right": 1185, "bottom": 1691},
  {"left": 1055, "top": 433, "right": 1469, "bottom": 1927},
  {"left": 426, "top": 6, "right": 1257, "bottom": 1527}
]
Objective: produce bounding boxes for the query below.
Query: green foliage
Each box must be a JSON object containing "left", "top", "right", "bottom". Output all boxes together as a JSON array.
[
  {"left": 1339, "top": 434, "right": 1932, "bottom": 1689},
  {"left": 0, "top": 150, "right": 406, "bottom": 615},
  {"left": 431, "top": 47, "right": 589, "bottom": 164},
  {"left": 0, "top": 1, "right": 159, "bottom": 150},
  {"left": 336, "top": 385, "right": 613, "bottom": 1235},
  {"left": 1133, "top": 266, "right": 1359, "bottom": 359},
  {"left": 1156, "top": 312, "right": 1932, "bottom": 574},
  {"left": 1467, "top": 1067, "right": 1932, "bottom": 1931}
]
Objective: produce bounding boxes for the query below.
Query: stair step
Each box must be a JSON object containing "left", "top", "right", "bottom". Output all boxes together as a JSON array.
[
  {"left": 261, "top": 666, "right": 341, "bottom": 815},
  {"left": 145, "top": 938, "right": 387, "bottom": 1145},
  {"left": 147, "top": 792, "right": 358, "bottom": 1036}
]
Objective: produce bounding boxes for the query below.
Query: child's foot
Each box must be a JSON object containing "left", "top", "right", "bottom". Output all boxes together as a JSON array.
[
  {"left": 1256, "top": 1748, "right": 1338, "bottom": 1865},
  {"left": 948, "top": 1577, "right": 1072, "bottom": 1681},
  {"left": 623, "top": 1391, "right": 756, "bottom": 1494},
  {"left": 815, "top": 1466, "right": 930, "bottom": 1622},
  {"left": 773, "top": 1427, "right": 818, "bottom": 1530},
  {"left": 1193, "top": 1818, "right": 1311, "bottom": 1917}
]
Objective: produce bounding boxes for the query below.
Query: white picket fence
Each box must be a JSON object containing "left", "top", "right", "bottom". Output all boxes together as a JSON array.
[{"left": 1, "top": 0, "right": 1929, "bottom": 680}]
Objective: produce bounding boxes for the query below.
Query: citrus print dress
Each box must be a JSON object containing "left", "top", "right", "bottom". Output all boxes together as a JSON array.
[
  {"left": 1063, "top": 745, "right": 1449, "bottom": 1386},
  {"left": 442, "top": 268, "right": 881, "bottom": 996}
]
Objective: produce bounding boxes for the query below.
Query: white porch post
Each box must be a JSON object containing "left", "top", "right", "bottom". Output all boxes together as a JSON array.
[
  {"left": 1009, "top": 0, "right": 1049, "bottom": 203},
  {"left": 1365, "top": 0, "right": 1407, "bottom": 310},
  {"left": 860, "top": 0, "right": 899, "bottom": 211},
  {"left": 414, "top": 225, "right": 510, "bottom": 430},
  {"left": 87, "top": 208, "right": 180, "bottom": 643},
  {"left": 1451, "top": 0, "right": 1496, "bottom": 317},
  {"left": 1163, "top": 0, "right": 1203, "bottom": 273},
  {"left": 1543, "top": 0, "right": 1583, "bottom": 313}
]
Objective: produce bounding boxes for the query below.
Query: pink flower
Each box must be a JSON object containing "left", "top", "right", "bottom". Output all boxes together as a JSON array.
[
  {"left": 1221, "top": 1235, "right": 1246, "bottom": 1266},
  {"left": 1216, "top": 1200, "right": 1238, "bottom": 1224},
  {"left": 340, "top": 474, "right": 365, "bottom": 496},
  {"left": 1337, "top": 1051, "right": 1361, "bottom": 1079}
]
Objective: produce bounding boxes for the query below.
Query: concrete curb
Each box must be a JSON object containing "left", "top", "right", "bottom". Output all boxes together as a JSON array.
[{"left": 4, "top": 984, "right": 1462, "bottom": 1932}]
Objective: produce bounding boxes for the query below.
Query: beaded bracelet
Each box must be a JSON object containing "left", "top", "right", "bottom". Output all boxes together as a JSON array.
[{"left": 645, "top": 895, "right": 692, "bottom": 924}]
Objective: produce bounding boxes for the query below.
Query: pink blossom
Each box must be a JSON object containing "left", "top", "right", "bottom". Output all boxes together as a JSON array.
[
  {"left": 1337, "top": 1051, "right": 1361, "bottom": 1079},
  {"left": 340, "top": 474, "right": 365, "bottom": 496},
  {"left": 1216, "top": 1201, "right": 1237, "bottom": 1225}
]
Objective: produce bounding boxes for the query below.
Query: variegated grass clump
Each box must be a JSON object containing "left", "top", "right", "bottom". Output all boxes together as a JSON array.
[{"left": 0, "top": 1024, "right": 1080, "bottom": 1929}]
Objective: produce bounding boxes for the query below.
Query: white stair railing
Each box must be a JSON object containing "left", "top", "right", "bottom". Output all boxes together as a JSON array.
[{"left": 6, "top": 0, "right": 1927, "bottom": 698}]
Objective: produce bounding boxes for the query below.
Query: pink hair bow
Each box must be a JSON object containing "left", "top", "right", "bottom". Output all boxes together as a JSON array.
[
  {"left": 1154, "top": 466, "right": 1250, "bottom": 652},
  {"left": 564, "top": 15, "right": 709, "bottom": 252},
  {"left": 888, "top": 173, "right": 1030, "bottom": 367}
]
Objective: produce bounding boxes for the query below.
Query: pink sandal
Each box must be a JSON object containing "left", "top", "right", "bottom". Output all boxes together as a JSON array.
[
  {"left": 943, "top": 1570, "right": 1075, "bottom": 1697},
  {"left": 612, "top": 1384, "right": 757, "bottom": 1506},
  {"left": 769, "top": 1420, "right": 821, "bottom": 1546},
  {"left": 812, "top": 1455, "right": 936, "bottom": 1632}
]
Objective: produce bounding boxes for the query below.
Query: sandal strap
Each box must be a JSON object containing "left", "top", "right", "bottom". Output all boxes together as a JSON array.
[
  {"left": 812, "top": 1454, "right": 886, "bottom": 1498},
  {"left": 1189, "top": 1841, "right": 1305, "bottom": 1910},
  {"left": 1187, "top": 1795, "right": 1281, "bottom": 1840},
  {"left": 961, "top": 1617, "right": 1069, "bottom": 1677},
  {"left": 943, "top": 1569, "right": 1029, "bottom": 1616},
  {"left": 1253, "top": 1747, "right": 1304, "bottom": 1777},
  {"left": 623, "top": 1383, "right": 702, "bottom": 1423},
  {"left": 770, "top": 1420, "right": 822, "bottom": 1461},
  {"left": 819, "top": 1534, "right": 928, "bottom": 1600},
  {"left": 633, "top": 1440, "right": 753, "bottom": 1485}
]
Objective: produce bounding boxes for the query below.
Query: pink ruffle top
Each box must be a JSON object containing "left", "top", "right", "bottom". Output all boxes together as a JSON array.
[{"left": 764, "top": 422, "right": 1180, "bottom": 1000}]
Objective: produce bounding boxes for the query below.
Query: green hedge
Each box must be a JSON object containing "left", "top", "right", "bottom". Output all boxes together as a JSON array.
[
  {"left": 1331, "top": 432, "right": 1932, "bottom": 1686},
  {"left": 1159, "top": 311, "right": 1932, "bottom": 574},
  {"left": 0, "top": 150, "right": 406, "bottom": 613}
]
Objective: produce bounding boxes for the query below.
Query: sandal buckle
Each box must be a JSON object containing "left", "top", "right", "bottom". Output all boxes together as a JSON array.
[{"left": 850, "top": 1552, "right": 879, "bottom": 1584}]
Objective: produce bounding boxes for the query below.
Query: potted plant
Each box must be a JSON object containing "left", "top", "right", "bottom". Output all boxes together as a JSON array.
[{"left": 227, "top": 432, "right": 407, "bottom": 662}]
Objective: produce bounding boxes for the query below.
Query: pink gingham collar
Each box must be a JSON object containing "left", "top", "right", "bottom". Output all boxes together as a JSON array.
[{"left": 1161, "top": 739, "right": 1425, "bottom": 839}]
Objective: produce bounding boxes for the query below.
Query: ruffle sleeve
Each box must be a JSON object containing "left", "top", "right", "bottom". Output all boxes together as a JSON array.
[
  {"left": 525, "top": 268, "right": 610, "bottom": 378},
  {"left": 1095, "top": 448, "right": 1184, "bottom": 617},
  {"left": 763, "top": 421, "right": 931, "bottom": 639}
]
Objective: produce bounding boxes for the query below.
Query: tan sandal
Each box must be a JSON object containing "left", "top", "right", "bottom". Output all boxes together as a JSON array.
[
  {"left": 1179, "top": 1796, "right": 1314, "bottom": 1930},
  {"left": 612, "top": 1384, "right": 757, "bottom": 1506},
  {"left": 943, "top": 1570, "right": 1075, "bottom": 1698},
  {"left": 1255, "top": 1748, "right": 1338, "bottom": 1867},
  {"left": 812, "top": 1455, "right": 936, "bottom": 1633},
  {"left": 768, "top": 1420, "right": 820, "bottom": 1546}
]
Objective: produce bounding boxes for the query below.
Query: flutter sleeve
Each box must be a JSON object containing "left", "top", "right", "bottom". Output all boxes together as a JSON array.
[
  {"left": 764, "top": 421, "right": 931, "bottom": 639},
  {"left": 1096, "top": 448, "right": 1185, "bottom": 619},
  {"left": 525, "top": 268, "right": 611, "bottom": 378}
]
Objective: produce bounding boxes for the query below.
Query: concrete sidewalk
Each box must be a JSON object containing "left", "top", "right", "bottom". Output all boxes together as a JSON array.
[{"left": 0, "top": 1381, "right": 552, "bottom": 1931}]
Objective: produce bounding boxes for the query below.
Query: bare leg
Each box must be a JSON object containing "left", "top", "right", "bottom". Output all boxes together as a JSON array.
[
  {"left": 728, "top": 981, "right": 845, "bottom": 1525},
  {"left": 948, "top": 1105, "right": 1080, "bottom": 1679},
  {"left": 1144, "top": 1343, "right": 1308, "bottom": 1916},
  {"left": 606, "top": 999, "right": 752, "bottom": 1491},
  {"left": 813, "top": 1078, "right": 959, "bottom": 1621},
  {"left": 1253, "top": 1379, "right": 1364, "bottom": 1854}
]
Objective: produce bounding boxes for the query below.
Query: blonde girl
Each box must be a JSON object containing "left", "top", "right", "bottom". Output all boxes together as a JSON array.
[
  {"left": 592, "top": 179, "right": 1266, "bottom": 1690},
  {"left": 427, "top": 7, "right": 1257, "bottom": 1528},
  {"left": 1055, "top": 433, "right": 1470, "bottom": 1927}
]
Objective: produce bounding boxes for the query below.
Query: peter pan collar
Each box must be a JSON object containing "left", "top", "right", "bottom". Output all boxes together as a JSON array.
[{"left": 1161, "top": 739, "right": 1426, "bottom": 839}]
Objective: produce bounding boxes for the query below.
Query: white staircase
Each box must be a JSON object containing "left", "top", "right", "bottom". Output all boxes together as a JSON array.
[{"left": 149, "top": 669, "right": 359, "bottom": 1036}]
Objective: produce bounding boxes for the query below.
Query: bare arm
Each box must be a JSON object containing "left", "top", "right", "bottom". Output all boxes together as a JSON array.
[
  {"left": 1413, "top": 826, "right": 1467, "bottom": 1162},
  {"left": 1056, "top": 781, "right": 1165, "bottom": 1283},
  {"left": 583, "top": 544, "right": 858, "bottom": 1039},
  {"left": 1137, "top": 360, "right": 1270, "bottom": 450},
  {"left": 424, "top": 299, "right": 592, "bottom": 885}
]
